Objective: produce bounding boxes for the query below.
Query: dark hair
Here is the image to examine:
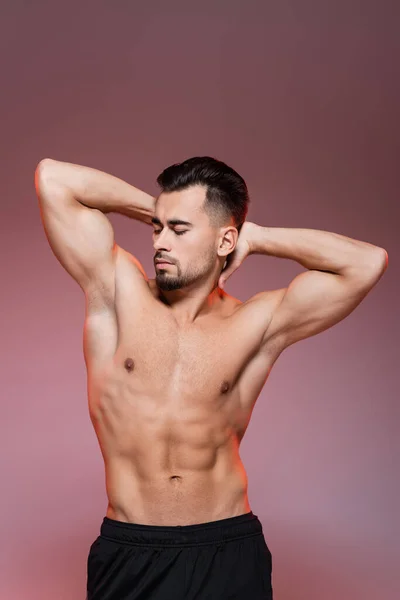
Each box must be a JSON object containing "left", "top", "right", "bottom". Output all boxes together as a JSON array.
[{"left": 156, "top": 156, "right": 249, "bottom": 232}]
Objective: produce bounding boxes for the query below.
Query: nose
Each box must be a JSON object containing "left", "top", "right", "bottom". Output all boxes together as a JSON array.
[{"left": 153, "top": 229, "right": 172, "bottom": 253}]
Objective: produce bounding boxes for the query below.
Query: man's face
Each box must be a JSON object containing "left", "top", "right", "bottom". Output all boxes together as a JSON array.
[{"left": 152, "top": 185, "right": 219, "bottom": 291}]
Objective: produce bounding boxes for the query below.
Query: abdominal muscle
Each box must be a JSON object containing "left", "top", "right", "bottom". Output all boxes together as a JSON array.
[
  {"left": 104, "top": 456, "right": 250, "bottom": 526},
  {"left": 89, "top": 381, "right": 251, "bottom": 526}
]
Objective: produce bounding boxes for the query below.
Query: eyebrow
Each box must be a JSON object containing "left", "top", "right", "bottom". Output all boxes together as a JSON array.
[{"left": 151, "top": 217, "right": 193, "bottom": 227}]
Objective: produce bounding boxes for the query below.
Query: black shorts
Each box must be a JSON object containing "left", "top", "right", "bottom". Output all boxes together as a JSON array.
[{"left": 86, "top": 511, "right": 273, "bottom": 599}]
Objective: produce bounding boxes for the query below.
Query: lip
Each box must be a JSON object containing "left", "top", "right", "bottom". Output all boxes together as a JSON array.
[{"left": 155, "top": 260, "right": 173, "bottom": 266}]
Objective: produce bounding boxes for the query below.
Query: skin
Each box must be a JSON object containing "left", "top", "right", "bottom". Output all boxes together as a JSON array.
[
  {"left": 37, "top": 164, "right": 386, "bottom": 527},
  {"left": 84, "top": 186, "right": 280, "bottom": 525}
]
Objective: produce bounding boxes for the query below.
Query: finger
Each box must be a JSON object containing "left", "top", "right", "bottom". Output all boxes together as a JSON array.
[{"left": 219, "top": 261, "right": 240, "bottom": 288}]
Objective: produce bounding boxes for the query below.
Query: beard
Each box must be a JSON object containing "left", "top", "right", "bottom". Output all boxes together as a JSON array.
[{"left": 155, "top": 247, "right": 215, "bottom": 291}]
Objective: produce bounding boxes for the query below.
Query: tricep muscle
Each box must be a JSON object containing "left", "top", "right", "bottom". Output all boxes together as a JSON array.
[
  {"left": 36, "top": 168, "right": 115, "bottom": 293},
  {"left": 263, "top": 267, "right": 380, "bottom": 349}
]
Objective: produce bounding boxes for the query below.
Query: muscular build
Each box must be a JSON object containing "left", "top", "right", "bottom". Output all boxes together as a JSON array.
[
  {"left": 84, "top": 247, "right": 279, "bottom": 525},
  {"left": 35, "top": 158, "right": 387, "bottom": 527}
]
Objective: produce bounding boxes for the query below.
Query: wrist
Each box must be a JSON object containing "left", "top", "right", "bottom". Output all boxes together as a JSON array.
[{"left": 246, "top": 222, "right": 266, "bottom": 254}]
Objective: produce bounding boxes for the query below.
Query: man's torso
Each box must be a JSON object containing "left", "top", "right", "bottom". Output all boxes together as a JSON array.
[{"left": 83, "top": 246, "right": 283, "bottom": 525}]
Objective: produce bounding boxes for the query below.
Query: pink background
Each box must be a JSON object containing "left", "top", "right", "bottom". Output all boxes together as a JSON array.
[{"left": 1, "top": 1, "right": 398, "bottom": 598}]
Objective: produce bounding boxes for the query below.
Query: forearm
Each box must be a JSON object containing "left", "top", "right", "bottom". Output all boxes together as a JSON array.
[
  {"left": 248, "top": 224, "right": 387, "bottom": 275},
  {"left": 36, "top": 158, "right": 155, "bottom": 224}
]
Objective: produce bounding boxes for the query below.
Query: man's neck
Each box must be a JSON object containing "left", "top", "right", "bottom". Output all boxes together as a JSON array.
[{"left": 155, "top": 280, "right": 226, "bottom": 325}]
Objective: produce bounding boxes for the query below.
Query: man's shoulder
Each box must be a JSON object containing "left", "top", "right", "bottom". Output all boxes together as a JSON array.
[
  {"left": 221, "top": 289, "right": 286, "bottom": 337},
  {"left": 237, "top": 288, "right": 286, "bottom": 313}
]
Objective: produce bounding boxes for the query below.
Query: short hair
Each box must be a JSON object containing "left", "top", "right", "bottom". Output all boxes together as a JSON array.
[{"left": 156, "top": 156, "right": 249, "bottom": 232}]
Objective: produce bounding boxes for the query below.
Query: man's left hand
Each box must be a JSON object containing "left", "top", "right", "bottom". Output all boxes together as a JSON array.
[{"left": 218, "top": 221, "right": 257, "bottom": 289}]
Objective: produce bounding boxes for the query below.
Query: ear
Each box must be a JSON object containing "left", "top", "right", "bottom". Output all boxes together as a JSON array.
[{"left": 217, "top": 227, "right": 238, "bottom": 259}]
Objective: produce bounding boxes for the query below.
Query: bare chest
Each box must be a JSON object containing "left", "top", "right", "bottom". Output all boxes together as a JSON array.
[
  {"left": 112, "top": 318, "right": 253, "bottom": 401},
  {"left": 84, "top": 285, "right": 276, "bottom": 419}
]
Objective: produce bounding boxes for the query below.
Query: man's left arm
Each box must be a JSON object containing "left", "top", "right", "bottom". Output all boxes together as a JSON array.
[{"left": 221, "top": 222, "right": 388, "bottom": 349}]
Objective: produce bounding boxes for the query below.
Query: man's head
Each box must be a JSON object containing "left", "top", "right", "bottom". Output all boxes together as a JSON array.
[{"left": 153, "top": 156, "right": 249, "bottom": 291}]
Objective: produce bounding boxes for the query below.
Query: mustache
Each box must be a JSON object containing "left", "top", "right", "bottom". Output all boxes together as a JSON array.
[{"left": 155, "top": 255, "right": 175, "bottom": 264}]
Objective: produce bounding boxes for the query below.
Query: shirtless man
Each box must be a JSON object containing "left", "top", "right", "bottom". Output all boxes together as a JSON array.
[{"left": 35, "top": 156, "right": 387, "bottom": 600}]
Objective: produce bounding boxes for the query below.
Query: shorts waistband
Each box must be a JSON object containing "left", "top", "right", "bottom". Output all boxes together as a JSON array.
[{"left": 100, "top": 511, "right": 262, "bottom": 547}]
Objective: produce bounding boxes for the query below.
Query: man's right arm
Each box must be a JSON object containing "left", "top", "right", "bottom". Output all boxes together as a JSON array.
[
  {"left": 36, "top": 158, "right": 156, "bottom": 221},
  {"left": 35, "top": 158, "right": 156, "bottom": 294}
]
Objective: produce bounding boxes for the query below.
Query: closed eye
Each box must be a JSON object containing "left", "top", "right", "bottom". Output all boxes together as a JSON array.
[{"left": 153, "top": 229, "right": 187, "bottom": 235}]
